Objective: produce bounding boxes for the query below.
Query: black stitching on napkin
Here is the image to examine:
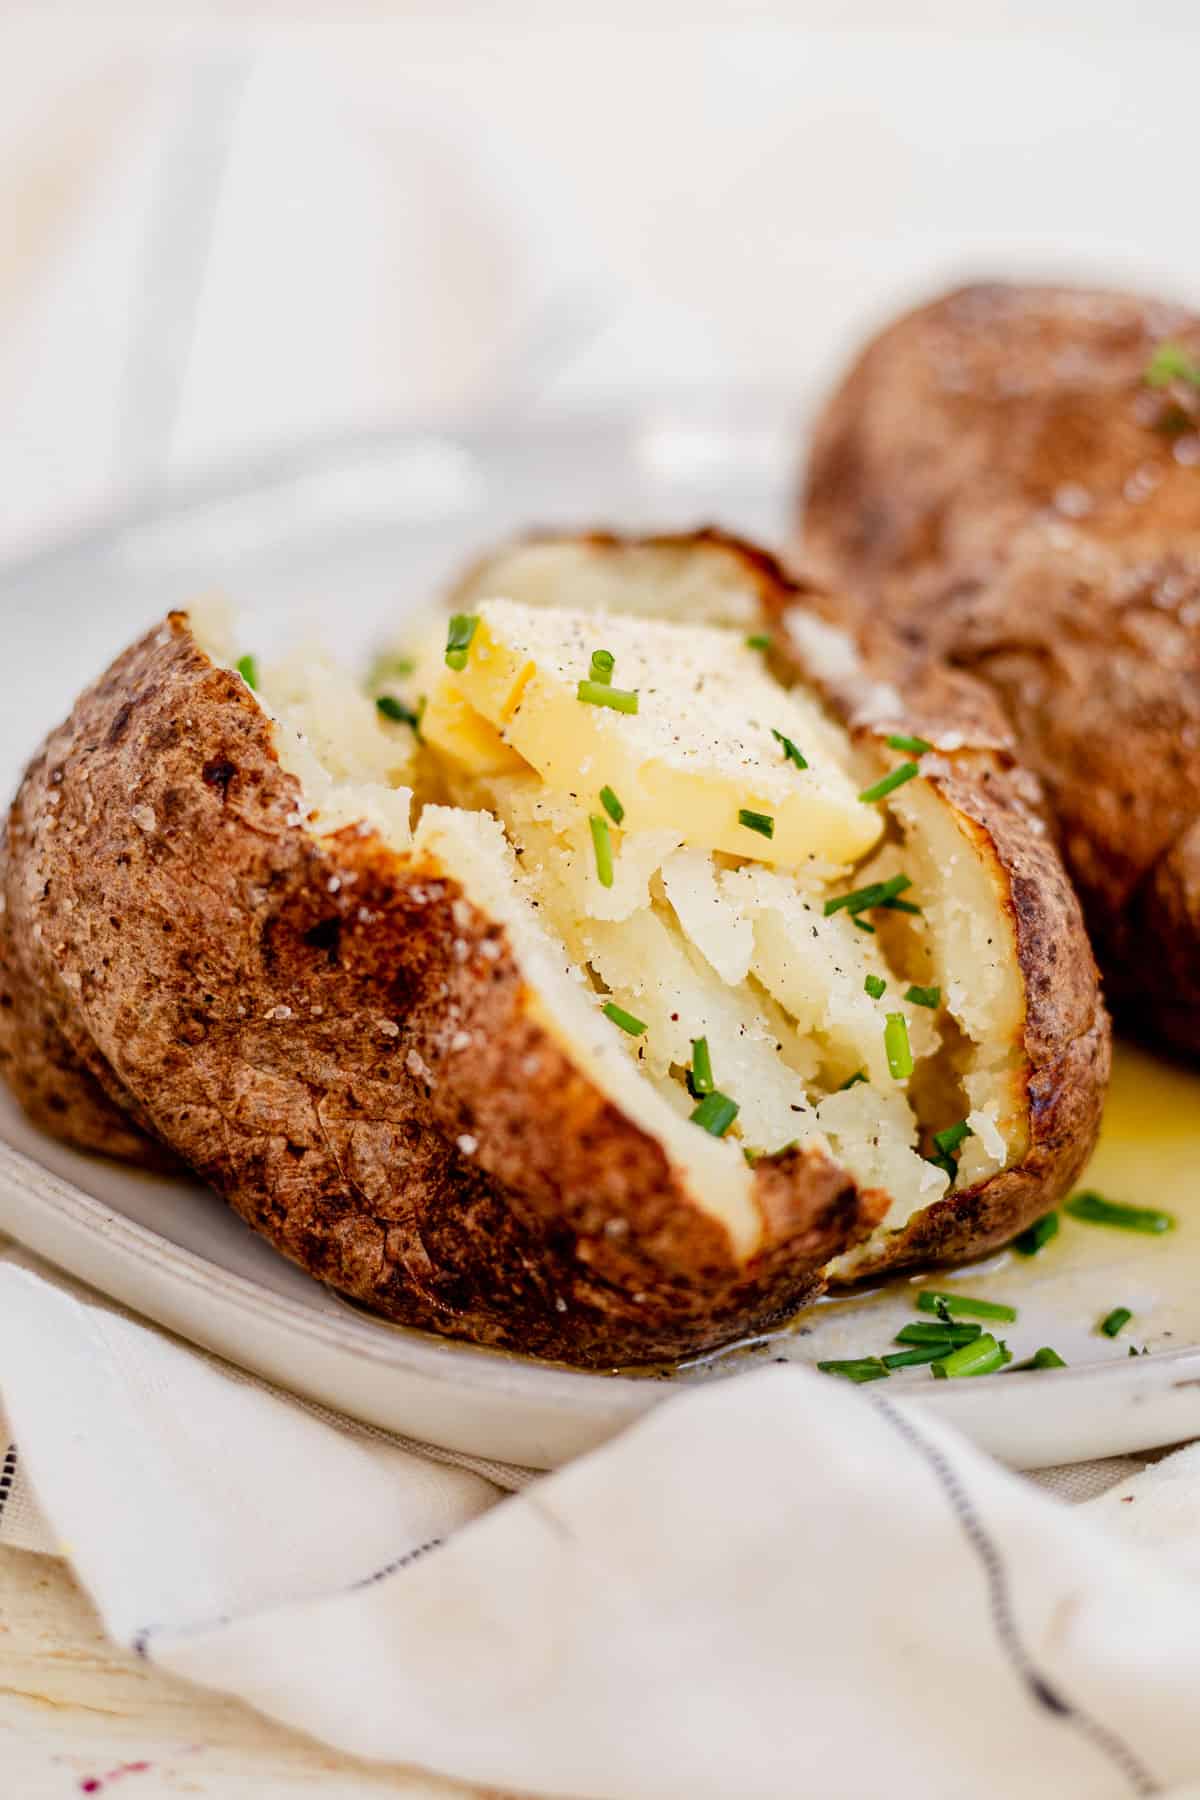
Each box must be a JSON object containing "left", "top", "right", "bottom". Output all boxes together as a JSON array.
[
  {"left": 872, "top": 1398, "right": 1160, "bottom": 1797},
  {"left": 131, "top": 1537, "right": 446, "bottom": 1658},
  {"left": 0, "top": 1445, "right": 17, "bottom": 1526}
]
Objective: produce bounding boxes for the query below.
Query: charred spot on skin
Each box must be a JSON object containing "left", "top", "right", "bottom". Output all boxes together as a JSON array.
[
  {"left": 303, "top": 916, "right": 342, "bottom": 961},
  {"left": 202, "top": 756, "right": 238, "bottom": 797},
  {"left": 105, "top": 700, "right": 135, "bottom": 746}
]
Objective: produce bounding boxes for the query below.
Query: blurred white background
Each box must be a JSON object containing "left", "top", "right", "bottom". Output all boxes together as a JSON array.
[{"left": 3, "top": 0, "right": 1200, "bottom": 560}]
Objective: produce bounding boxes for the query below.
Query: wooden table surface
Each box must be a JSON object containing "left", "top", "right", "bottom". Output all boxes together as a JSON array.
[{"left": 0, "top": 1547, "right": 487, "bottom": 1800}]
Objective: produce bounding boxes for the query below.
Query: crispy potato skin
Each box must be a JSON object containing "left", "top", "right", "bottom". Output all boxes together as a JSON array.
[
  {"left": 0, "top": 614, "right": 884, "bottom": 1366},
  {"left": 801, "top": 282, "right": 1200, "bottom": 1058}
]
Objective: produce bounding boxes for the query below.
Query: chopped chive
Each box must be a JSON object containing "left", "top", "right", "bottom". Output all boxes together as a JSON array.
[
  {"left": 853, "top": 918, "right": 876, "bottom": 933},
  {"left": 577, "top": 679, "right": 639, "bottom": 713},
  {"left": 599, "top": 785, "right": 625, "bottom": 825},
  {"left": 235, "top": 654, "right": 259, "bottom": 690},
  {"left": 839, "top": 1069, "right": 868, "bottom": 1090},
  {"left": 444, "top": 613, "right": 479, "bottom": 671},
  {"left": 589, "top": 814, "right": 614, "bottom": 888},
  {"left": 859, "top": 761, "right": 919, "bottom": 805},
  {"left": 824, "top": 873, "right": 913, "bottom": 918},
  {"left": 817, "top": 1357, "right": 890, "bottom": 1383},
  {"left": 932, "top": 1120, "right": 972, "bottom": 1156},
  {"left": 930, "top": 1334, "right": 1011, "bottom": 1379},
  {"left": 927, "top": 1150, "right": 957, "bottom": 1182},
  {"left": 690, "top": 1037, "right": 714, "bottom": 1096},
  {"left": 1146, "top": 343, "right": 1200, "bottom": 388},
  {"left": 1014, "top": 1212, "right": 1059, "bottom": 1256},
  {"left": 376, "top": 694, "right": 422, "bottom": 731},
  {"left": 886, "top": 733, "right": 933, "bottom": 755},
  {"left": 746, "top": 632, "right": 773, "bottom": 651},
  {"left": 905, "top": 984, "right": 941, "bottom": 1010},
  {"left": 1015, "top": 1346, "right": 1068, "bottom": 1371},
  {"left": 1100, "top": 1306, "right": 1133, "bottom": 1339},
  {"left": 1065, "top": 1191, "right": 1175, "bottom": 1235},
  {"left": 602, "top": 1001, "right": 646, "bottom": 1037},
  {"left": 738, "top": 808, "right": 775, "bottom": 840},
  {"left": 771, "top": 727, "right": 808, "bottom": 770},
  {"left": 895, "top": 1321, "right": 982, "bottom": 1347},
  {"left": 690, "top": 1091, "right": 739, "bottom": 1137},
  {"left": 589, "top": 648, "right": 615, "bottom": 685},
  {"left": 880, "top": 896, "right": 922, "bottom": 915},
  {"left": 864, "top": 974, "right": 887, "bottom": 1000},
  {"left": 883, "top": 1344, "right": 954, "bottom": 1369},
  {"left": 917, "top": 1290, "right": 1017, "bottom": 1323},
  {"left": 884, "top": 1012, "right": 913, "bottom": 1080}
]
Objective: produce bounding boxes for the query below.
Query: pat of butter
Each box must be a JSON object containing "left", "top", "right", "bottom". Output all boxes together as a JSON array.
[{"left": 430, "top": 600, "right": 883, "bottom": 868}]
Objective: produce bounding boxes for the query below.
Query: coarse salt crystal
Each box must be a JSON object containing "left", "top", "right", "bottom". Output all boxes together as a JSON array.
[{"left": 456, "top": 1133, "right": 478, "bottom": 1156}]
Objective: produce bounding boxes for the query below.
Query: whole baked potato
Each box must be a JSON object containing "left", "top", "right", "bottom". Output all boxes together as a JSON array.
[
  {"left": 801, "top": 281, "right": 1200, "bottom": 1059},
  {"left": 0, "top": 533, "right": 1108, "bottom": 1365}
]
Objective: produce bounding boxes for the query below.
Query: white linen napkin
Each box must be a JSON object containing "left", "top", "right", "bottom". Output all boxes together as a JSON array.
[{"left": 4, "top": 1248, "right": 1200, "bottom": 1800}]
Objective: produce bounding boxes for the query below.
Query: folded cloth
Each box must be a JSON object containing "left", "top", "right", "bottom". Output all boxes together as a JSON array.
[{"left": 3, "top": 1250, "right": 1200, "bottom": 1799}]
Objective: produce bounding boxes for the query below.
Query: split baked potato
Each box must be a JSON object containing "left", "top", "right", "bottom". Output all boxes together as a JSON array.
[
  {"left": 0, "top": 533, "right": 1108, "bottom": 1365},
  {"left": 801, "top": 281, "right": 1200, "bottom": 1059}
]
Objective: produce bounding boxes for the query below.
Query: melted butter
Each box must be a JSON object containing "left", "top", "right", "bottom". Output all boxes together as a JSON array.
[{"left": 686, "top": 1043, "right": 1200, "bottom": 1384}]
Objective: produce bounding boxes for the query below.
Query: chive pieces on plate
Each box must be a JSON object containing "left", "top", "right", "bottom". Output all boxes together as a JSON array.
[
  {"left": 1065, "top": 1192, "right": 1175, "bottom": 1235},
  {"left": 1100, "top": 1307, "right": 1133, "bottom": 1339},
  {"left": 1014, "top": 1212, "right": 1059, "bottom": 1256},
  {"left": 917, "top": 1291, "right": 1017, "bottom": 1323}
]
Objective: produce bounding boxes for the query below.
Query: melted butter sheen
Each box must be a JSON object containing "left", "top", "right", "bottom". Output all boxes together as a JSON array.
[{"left": 684, "top": 1044, "right": 1200, "bottom": 1382}]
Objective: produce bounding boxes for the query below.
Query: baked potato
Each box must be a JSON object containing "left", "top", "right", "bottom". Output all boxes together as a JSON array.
[
  {"left": 0, "top": 533, "right": 1108, "bottom": 1365},
  {"left": 801, "top": 281, "right": 1200, "bottom": 1060}
]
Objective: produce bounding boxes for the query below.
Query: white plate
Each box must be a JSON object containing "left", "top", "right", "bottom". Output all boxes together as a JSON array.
[{"left": 4, "top": 409, "right": 1200, "bottom": 1470}]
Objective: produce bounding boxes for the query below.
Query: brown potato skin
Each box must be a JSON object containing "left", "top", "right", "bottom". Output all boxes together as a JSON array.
[
  {"left": 0, "top": 613, "right": 881, "bottom": 1366},
  {"left": 801, "top": 281, "right": 1200, "bottom": 1059}
]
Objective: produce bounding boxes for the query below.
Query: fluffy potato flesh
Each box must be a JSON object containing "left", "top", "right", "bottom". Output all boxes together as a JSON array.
[{"left": 212, "top": 564, "right": 1029, "bottom": 1277}]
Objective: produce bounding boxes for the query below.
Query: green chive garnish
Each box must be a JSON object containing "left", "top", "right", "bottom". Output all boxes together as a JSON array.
[
  {"left": 771, "top": 728, "right": 808, "bottom": 770},
  {"left": 883, "top": 1345, "right": 953, "bottom": 1369},
  {"left": 1065, "top": 1192, "right": 1175, "bottom": 1235},
  {"left": 599, "top": 785, "right": 625, "bottom": 825},
  {"left": 1146, "top": 343, "right": 1200, "bottom": 388},
  {"left": 235, "top": 654, "right": 259, "bottom": 690},
  {"left": 917, "top": 1291, "right": 1017, "bottom": 1323},
  {"left": 690, "top": 1037, "right": 714, "bottom": 1097},
  {"left": 603, "top": 1002, "right": 646, "bottom": 1036},
  {"left": 930, "top": 1334, "right": 1011, "bottom": 1379},
  {"left": 444, "top": 613, "right": 479, "bottom": 671},
  {"left": 1100, "top": 1307, "right": 1133, "bottom": 1339},
  {"left": 864, "top": 974, "right": 887, "bottom": 1000},
  {"left": 690, "top": 1091, "right": 739, "bottom": 1137},
  {"left": 895, "top": 1321, "right": 982, "bottom": 1347},
  {"left": 577, "top": 680, "right": 639, "bottom": 713},
  {"left": 1014, "top": 1212, "right": 1059, "bottom": 1256},
  {"left": 746, "top": 632, "right": 772, "bottom": 651},
  {"left": 1014, "top": 1346, "right": 1068, "bottom": 1371},
  {"left": 824, "top": 874, "right": 912, "bottom": 918},
  {"left": 859, "top": 761, "right": 919, "bottom": 805},
  {"left": 884, "top": 1012, "right": 913, "bottom": 1080},
  {"left": 738, "top": 808, "right": 775, "bottom": 840},
  {"left": 886, "top": 733, "right": 932, "bottom": 755},
  {"left": 589, "top": 648, "right": 615, "bottom": 685},
  {"left": 376, "top": 694, "right": 422, "bottom": 731},
  {"left": 817, "top": 1357, "right": 889, "bottom": 1384},
  {"left": 905, "top": 984, "right": 941, "bottom": 1010},
  {"left": 589, "top": 814, "right": 614, "bottom": 888},
  {"left": 881, "top": 897, "right": 922, "bottom": 915},
  {"left": 932, "top": 1120, "right": 971, "bottom": 1156},
  {"left": 839, "top": 1070, "right": 868, "bottom": 1090},
  {"left": 853, "top": 918, "right": 876, "bottom": 933}
]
